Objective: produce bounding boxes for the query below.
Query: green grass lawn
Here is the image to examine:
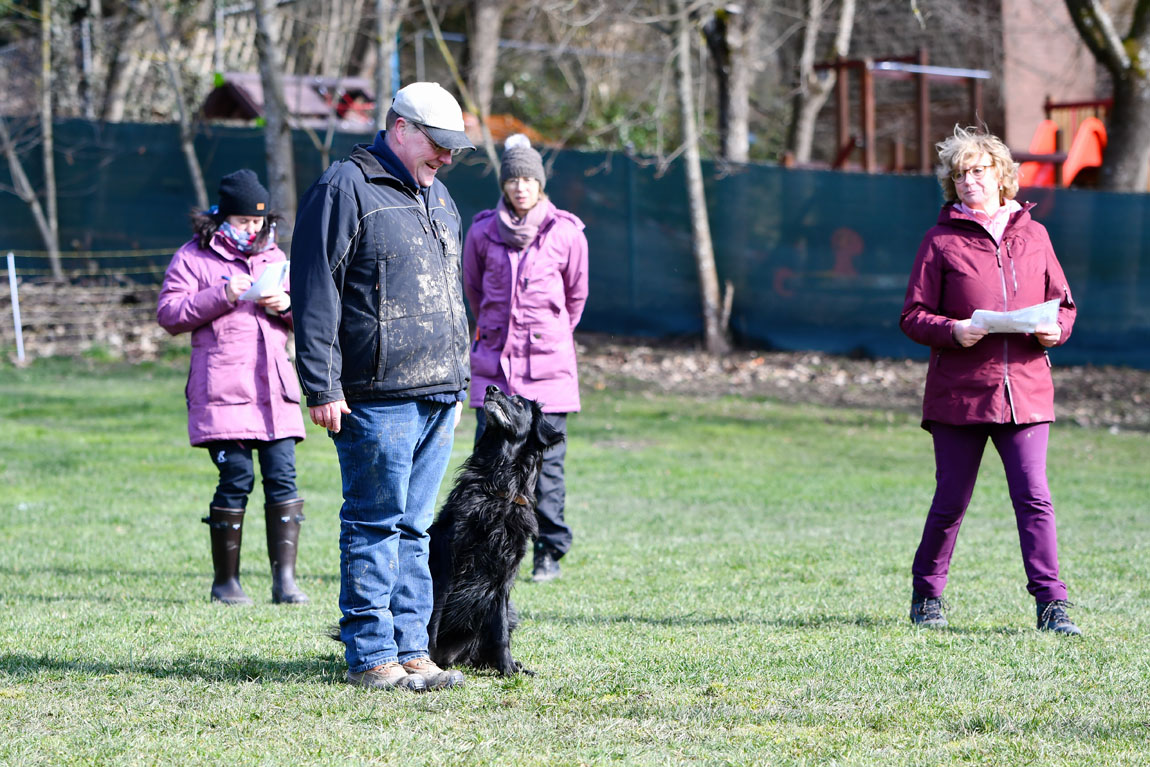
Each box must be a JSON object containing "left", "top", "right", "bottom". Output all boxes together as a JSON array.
[{"left": 0, "top": 358, "right": 1147, "bottom": 766}]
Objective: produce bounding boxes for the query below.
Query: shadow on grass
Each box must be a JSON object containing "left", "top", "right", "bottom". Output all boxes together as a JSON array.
[
  {"left": 523, "top": 609, "right": 1031, "bottom": 635},
  {"left": 0, "top": 565, "right": 340, "bottom": 604},
  {"left": 0, "top": 651, "right": 348, "bottom": 684}
]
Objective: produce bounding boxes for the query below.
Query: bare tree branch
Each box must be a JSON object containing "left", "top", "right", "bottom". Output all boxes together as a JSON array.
[{"left": 1064, "top": 0, "right": 1132, "bottom": 75}]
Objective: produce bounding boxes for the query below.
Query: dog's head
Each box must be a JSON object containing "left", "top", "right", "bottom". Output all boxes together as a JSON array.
[{"left": 481, "top": 385, "right": 564, "bottom": 461}]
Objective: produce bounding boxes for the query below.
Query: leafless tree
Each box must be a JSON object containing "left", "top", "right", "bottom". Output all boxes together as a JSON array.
[
  {"left": 702, "top": 2, "right": 766, "bottom": 164},
  {"left": 673, "top": 0, "right": 730, "bottom": 355},
  {"left": 142, "top": 0, "right": 208, "bottom": 210},
  {"left": 39, "top": 0, "right": 62, "bottom": 279},
  {"left": 467, "top": 0, "right": 511, "bottom": 122},
  {"left": 417, "top": 0, "right": 501, "bottom": 174},
  {"left": 0, "top": 118, "right": 60, "bottom": 279},
  {"left": 370, "top": 0, "right": 412, "bottom": 130},
  {"left": 99, "top": 10, "right": 148, "bottom": 123},
  {"left": 1065, "top": 0, "right": 1150, "bottom": 191},
  {"left": 253, "top": 0, "right": 297, "bottom": 239},
  {"left": 787, "top": 0, "right": 856, "bottom": 164}
]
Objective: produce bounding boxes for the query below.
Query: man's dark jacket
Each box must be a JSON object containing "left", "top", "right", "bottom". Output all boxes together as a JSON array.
[{"left": 291, "top": 141, "right": 470, "bottom": 407}]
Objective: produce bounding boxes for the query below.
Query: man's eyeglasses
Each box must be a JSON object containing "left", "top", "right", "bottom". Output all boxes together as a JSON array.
[
  {"left": 411, "top": 121, "right": 463, "bottom": 158},
  {"left": 951, "top": 164, "right": 993, "bottom": 182}
]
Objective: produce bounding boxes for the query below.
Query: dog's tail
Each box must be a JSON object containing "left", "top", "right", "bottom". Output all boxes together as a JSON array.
[{"left": 325, "top": 624, "right": 343, "bottom": 644}]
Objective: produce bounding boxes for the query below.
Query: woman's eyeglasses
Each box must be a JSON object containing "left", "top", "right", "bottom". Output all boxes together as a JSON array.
[
  {"left": 951, "top": 164, "right": 993, "bottom": 182},
  {"left": 412, "top": 122, "right": 463, "bottom": 158}
]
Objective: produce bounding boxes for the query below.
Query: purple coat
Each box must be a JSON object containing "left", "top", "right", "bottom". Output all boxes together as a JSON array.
[
  {"left": 900, "top": 203, "right": 1076, "bottom": 428},
  {"left": 463, "top": 200, "right": 589, "bottom": 413},
  {"left": 157, "top": 234, "right": 306, "bottom": 446}
]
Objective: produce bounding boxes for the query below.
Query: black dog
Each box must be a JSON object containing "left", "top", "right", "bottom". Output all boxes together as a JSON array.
[{"left": 427, "top": 385, "right": 564, "bottom": 675}]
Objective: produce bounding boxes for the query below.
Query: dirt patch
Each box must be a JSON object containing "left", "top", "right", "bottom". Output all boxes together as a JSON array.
[
  {"left": 2, "top": 284, "right": 1145, "bottom": 431},
  {"left": 576, "top": 333, "right": 1150, "bottom": 432}
]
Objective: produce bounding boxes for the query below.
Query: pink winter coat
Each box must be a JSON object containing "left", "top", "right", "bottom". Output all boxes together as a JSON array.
[
  {"left": 900, "top": 202, "right": 1076, "bottom": 428},
  {"left": 157, "top": 234, "right": 306, "bottom": 446},
  {"left": 463, "top": 199, "right": 589, "bottom": 413}
]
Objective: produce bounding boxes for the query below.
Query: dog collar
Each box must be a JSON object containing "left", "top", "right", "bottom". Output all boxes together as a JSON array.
[{"left": 494, "top": 489, "right": 530, "bottom": 506}]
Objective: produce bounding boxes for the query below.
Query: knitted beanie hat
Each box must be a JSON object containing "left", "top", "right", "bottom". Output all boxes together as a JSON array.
[
  {"left": 217, "top": 169, "right": 270, "bottom": 217},
  {"left": 500, "top": 134, "right": 546, "bottom": 190}
]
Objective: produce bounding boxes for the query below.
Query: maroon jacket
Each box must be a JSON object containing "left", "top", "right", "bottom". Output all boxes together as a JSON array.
[{"left": 900, "top": 203, "right": 1076, "bottom": 428}]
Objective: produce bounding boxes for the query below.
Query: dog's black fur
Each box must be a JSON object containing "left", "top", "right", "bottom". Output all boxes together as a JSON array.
[{"left": 427, "top": 385, "right": 564, "bottom": 675}]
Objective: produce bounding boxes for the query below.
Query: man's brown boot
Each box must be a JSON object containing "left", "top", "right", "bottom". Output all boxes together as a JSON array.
[
  {"left": 346, "top": 662, "right": 427, "bottom": 692},
  {"left": 402, "top": 657, "right": 464, "bottom": 690}
]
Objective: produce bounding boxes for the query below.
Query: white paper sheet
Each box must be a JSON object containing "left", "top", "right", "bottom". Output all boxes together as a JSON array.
[
  {"left": 239, "top": 261, "right": 290, "bottom": 301},
  {"left": 970, "top": 299, "right": 1060, "bottom": 334}
]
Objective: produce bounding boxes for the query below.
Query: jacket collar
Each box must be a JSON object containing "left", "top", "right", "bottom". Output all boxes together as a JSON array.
[
  {"left": 937, "top": 199, "right": 1035, "bottom": 232},
  {"left": 351, "top": 131, "right": 420, "bottom": 193},
  {"left": 481, "top": 198, "right": 558, "bottom": 245}
]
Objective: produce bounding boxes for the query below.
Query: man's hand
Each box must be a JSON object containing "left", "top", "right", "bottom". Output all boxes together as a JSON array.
[{"left": 309, "top": 399, "right": 352, "bottom": 433}]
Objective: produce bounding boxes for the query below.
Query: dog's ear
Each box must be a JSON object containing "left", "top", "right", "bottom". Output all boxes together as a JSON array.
[{"left": 533, "top": 405, "right": 565, "bottom": 448}]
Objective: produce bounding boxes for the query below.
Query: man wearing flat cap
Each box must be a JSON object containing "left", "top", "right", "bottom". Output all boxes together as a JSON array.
[{"left": 292, "top": 82, "right": 475, "bottom": 692}]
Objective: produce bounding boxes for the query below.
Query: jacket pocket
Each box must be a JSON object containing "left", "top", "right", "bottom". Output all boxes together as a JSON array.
[
  {"left": 205, "top": 349, "right": 257, "bottom": 405},
  {"left": 470, "top": 325, "right": 504, "bottom": 377},
  {"left": 275, "top": 354, "right": 302, "bottom": 403},
  {"left": 527, "top": 326, "right": 571, "bottom": 381}
]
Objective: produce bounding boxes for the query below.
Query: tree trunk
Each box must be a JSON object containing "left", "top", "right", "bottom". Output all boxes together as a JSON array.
[
  {"left": 39, "top": 0, "right": 61, "bottom": 280},
  {"left": 371, "top": 0, "right": 410, "bottom": 131},
  {"left": 417, "top": 0, "right": 500, "bottom": 176},
  {"left": 1101, "top": 75, "right": 1150, "bottom": 191},
  {"left": 1064, "top": 0, "right": 1150, "bottom": 191},
  {"left": 675, "top": 0, "right": 729, "bottom": 356},
  {"left": 704, "top": 4, "right": 762, "bottom": 164},
  {"left": 100, "top": 14, "right": 146, "bottom": 123},
  {"left": 146, "top": 0, "right": 209, "bottom": 211},
  {"left": 254, "top": 0, "right": 298, "bottom": 241},
  {"left": 467, "top": 0, "right": 508, "bottom": 122},
  {"left": 788, "top": 0, "right": 855, "bottom": 164},
  {"left": 0, "top": 119, "right": 57, "bottom": 271}
]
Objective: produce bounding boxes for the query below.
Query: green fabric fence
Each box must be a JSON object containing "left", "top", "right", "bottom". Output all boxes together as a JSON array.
[{"left": 1, "top": 120, "right": 1146, "bottom": 367}]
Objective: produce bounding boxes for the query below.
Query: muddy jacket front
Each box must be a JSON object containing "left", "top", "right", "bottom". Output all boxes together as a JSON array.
[
  {"left": 900, "top": 202, "right": 1076, "bottom": 428},
  {"left": 290, "top": 142, "right": 470, "bottom": 407}
]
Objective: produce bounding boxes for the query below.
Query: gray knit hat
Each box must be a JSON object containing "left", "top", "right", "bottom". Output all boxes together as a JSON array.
[{"left": 500, "top": 134, "right": 546, "bottom": 190}]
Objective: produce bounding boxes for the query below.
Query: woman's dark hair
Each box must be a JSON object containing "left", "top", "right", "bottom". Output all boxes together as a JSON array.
[{"left": 190, "top": 209, "right": 282, "bottom": 251}]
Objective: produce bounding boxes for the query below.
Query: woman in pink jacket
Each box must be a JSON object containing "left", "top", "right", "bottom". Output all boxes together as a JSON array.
[
  {"left": 463, "top": 134, "right": 589, "bottom": 582},
  {"left": 900, "top": 127, "right": 1079, "bottom": 634},
  {"left": 157, "top": 169, "right": 308, "bottom": 606}
]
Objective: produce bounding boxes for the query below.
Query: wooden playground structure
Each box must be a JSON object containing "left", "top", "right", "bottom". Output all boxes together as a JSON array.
[
  {"left": 803, "top": 47, "right": 1109, "bottom": 187},
  {"left": 1015, "top": 97, "right": 1110, "bottom": 188}
]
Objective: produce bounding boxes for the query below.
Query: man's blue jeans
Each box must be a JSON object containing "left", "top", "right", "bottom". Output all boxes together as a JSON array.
[{"left": 332, "top": 399, "right": 455, "bottom": 672}]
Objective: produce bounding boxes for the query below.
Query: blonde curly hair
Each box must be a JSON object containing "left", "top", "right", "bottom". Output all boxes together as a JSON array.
[{"left": 935, "top": 125, "right": 1019, "bottom": 203}]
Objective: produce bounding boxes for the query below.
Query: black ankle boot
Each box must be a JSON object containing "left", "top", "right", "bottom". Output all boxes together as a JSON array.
[
  {"left": 1037, "top": 600, "right": 1081, "bottom": 635},
  {"left": 266, "top": 498, "right": 309, "bottom": 604},
  {"left": 531, "top": 543, "right": 561, "bottom": 583},
  {"left": 910, "top": 589, "right": 947, "bottom": 628},
  {"left": 203, "top": 507, "right": 253, "bottom": 605}
]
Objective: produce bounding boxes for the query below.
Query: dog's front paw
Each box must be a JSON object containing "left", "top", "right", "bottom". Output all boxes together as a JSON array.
[{"left": 513, "top": 660, "right": 535, "bottom": 677}]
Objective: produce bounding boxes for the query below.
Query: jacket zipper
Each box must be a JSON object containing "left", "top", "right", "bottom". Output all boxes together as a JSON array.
[
  {"left": 1006, "top": 240, "right": 1018, "bottom": 295},
  {"left": 421, "top": 196, "right": 466, "bottom": 392},
  {"left": 995, "top": 242, "right": 1015, "bottom": 422}
]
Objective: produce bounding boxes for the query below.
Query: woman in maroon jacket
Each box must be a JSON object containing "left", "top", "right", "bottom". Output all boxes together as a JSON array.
[{"left": 900, "top": 126, "right": 1080, "bottom": 635}]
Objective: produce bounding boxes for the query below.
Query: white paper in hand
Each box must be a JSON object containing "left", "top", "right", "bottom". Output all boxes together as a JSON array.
[
  {"left": 970, "top": 299, "right": 1060, "bottom": 333},
  {"left": 239, "top": 261, "right": 290, "bottom": 301}
]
